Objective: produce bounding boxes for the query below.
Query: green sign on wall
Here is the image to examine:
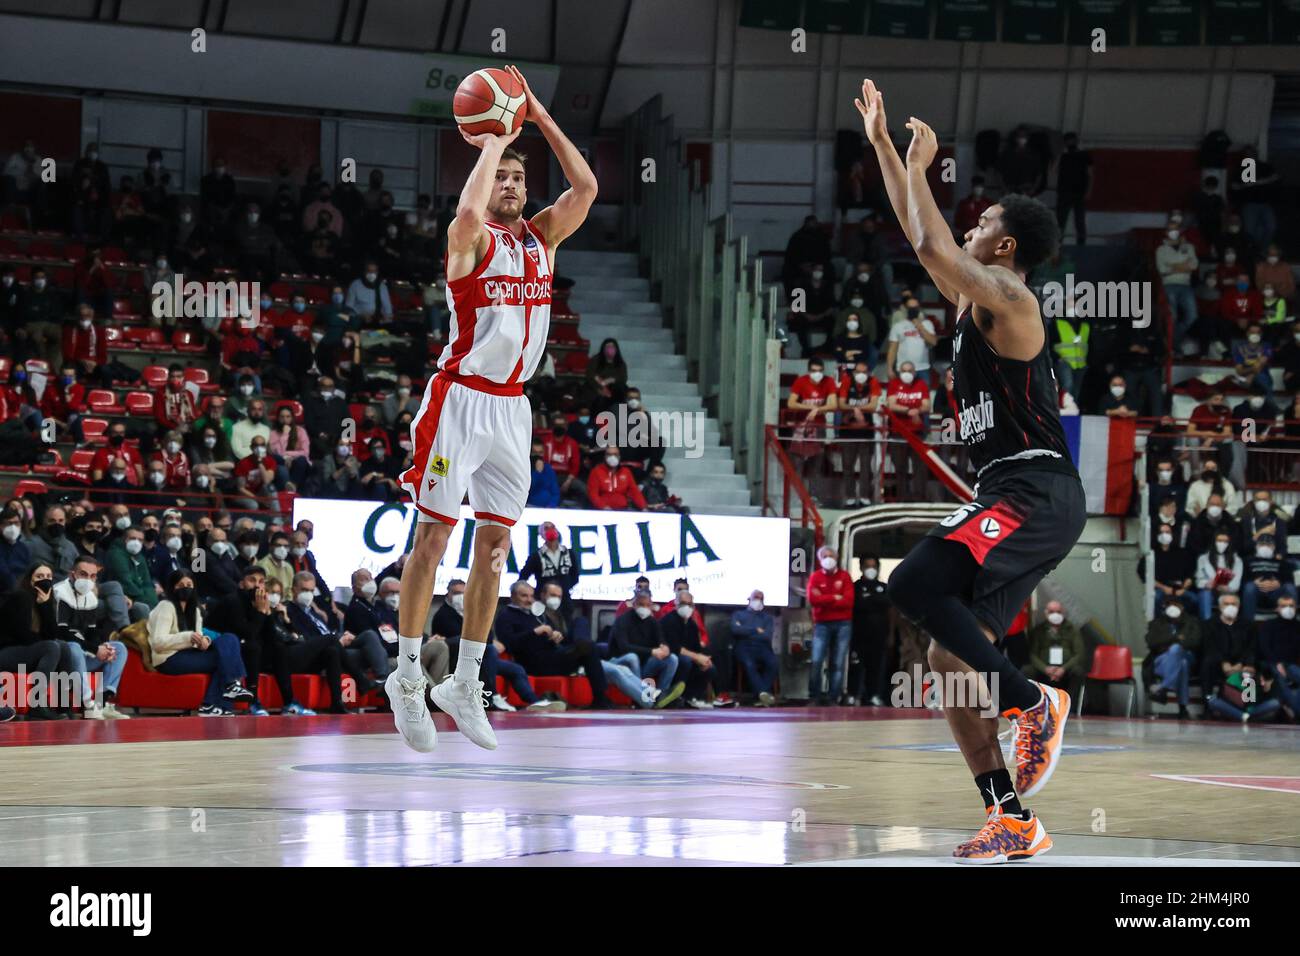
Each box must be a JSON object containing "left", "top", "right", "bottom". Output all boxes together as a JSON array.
[
  {"left": 1003, "top": 0, "right": 1067, "bottom": 41},
  {"left": 868, "top": 0, "right": 933, "bottom": 37},
  {"left": 1137, "top": 0, "right": 1201, "bottom": 44},
  {"left": 1068, "top": 0, "right": 1132, "bottom": 44},
  {"left": 936, "top": 0, "right": 997, "bottom": 39}
]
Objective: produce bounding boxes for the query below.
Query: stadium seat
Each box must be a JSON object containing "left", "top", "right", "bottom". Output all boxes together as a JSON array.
[
  {"left": 126, "top": 326, "right": 168, "bottom": 349},
  {"left": 104, "top": 325, "right": 132, "bottom": 350},
  {"left": 172, "top": 328, "right": 205, "bottom": 353},
  {"left": 123, "top": 270, "right": 147, "bottom": 293},
  {"left": 141, "top": 365, "right": 169, "bottom": 388},
  {"left": 274, "top": 398, "right": 304, "bottom": 421},
  {"left": 557, "top": 351, "right": 588, "bottom": 375},
  {"left": 24, "top": 358, "right": 49, "bottom": 377},
  {"left": 304, "top": 283, "right": 330, "bottom": 304},
  {"left": 80, "top": 417, "right": 109, "bottom": 444},
  {"left": 63, "top": 242, "right": 85, "bottom": 262},
  {"left": 32, "top": 449, "right": 65, "bottom": 475},
  {"left": 85, "top": 388, "right": 125, "bottom": 415},
  {"left": 1079, "top": 645, "right": 1135, "bottom": 717},
  {"left": 27, "top": 239, "right": 60, "bottom": 260},
  {"left": 12, "top": 478, "right": 48, "bottom": 498},
  {"left": 115, "top": 653, "right": 208, "bottom": 713},
  {"left": 69, "top": 448, "right": 96, "bottom": 473},
  {"left": 0, "top": 356, "right": 10, "bottom": 382},
  {"left": 101, "top": 246, "right": 129, "bottom": 265},
  {"left": 113, "top": 297, "right": 133, "bottom": 315},
  {"left": 269, "top": 280, "right": 294, "bottom": 300},
  {"left": 0, "top": 237, "right": 21, "bottom": 256},
  {"left": 125, "top": 391, "right": 156, "bottom": 415}
]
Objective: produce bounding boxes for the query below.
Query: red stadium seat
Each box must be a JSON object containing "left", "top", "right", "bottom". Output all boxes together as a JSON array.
[
  {"left": 115, "top": 654, "right": 208, "bottom": 712},
  {"left": 12, "top": 479, "right": 48, "bottom": 498},
  {"left": 274, "top": 399, "right": 304, "bottom": 421},
  {"left": 85, "top": 389, "right": 125, "bottom": 415},
  {"left": 63, "top": 242, "right": 86, "bottom": 262},
  {"left": 27, "top": 239, "right": 60, "bottom": 260},
  {"left": 104, "top": 325, "right": 132, "bottom": 350},
  {"left": 112, "top": 297, "right": 133, "bottom": 315},
  {"left": 126, "top": 326, "right": 168, "bottom": 348},
  {"left": 304, "top": 283, "right": 330, "bottom": 304},
  {"left": 269, "top": 281, "right": 294, "bottom": 300},
  {"left": 32, "top": 449, "right": 65, "bottom": 475},
  {"left": 123, "top": 270, "right": 147, "bottom": 293},
  {"left": 557, "top": 351, "right": 588, "bottom": 375},
  {"left": 81, "top": 417, "right": 109, "bottom": 444},
  {"left": 101, "top": 246, "right": 129, "bottom": 265},
  {"left": 141, "top": 365, "right": 169, "bottom": 388},
  {"left": 0, "top": 238, "right": 21, "bottom": 256},
  {"left": 0, "top": 211, "right": 27, "bottom": 230},
  {"left": 172, "top": 328, "right": 205, "bottom": 353},
  {"left": 1079, "top": 645, "right": 1135, "bottom": 717},
  {"left": 0, "top": 356, "right": 10, "bottom": 383},
  {"left": 125, "top": 391, "right": 156, "bottom": 416}
]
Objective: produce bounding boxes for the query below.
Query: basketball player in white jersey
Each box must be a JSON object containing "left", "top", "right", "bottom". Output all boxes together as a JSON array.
[{"left": 387, "top": 65, "right": 597, "bottom": 752}]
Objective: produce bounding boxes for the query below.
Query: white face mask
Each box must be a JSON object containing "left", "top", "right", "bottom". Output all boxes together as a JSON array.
[
  {"left": 267, "top": 592, "right": 282, "bottom": 608},
  {"left": 357, "top": 580, "right": 376, "bottom": 598},
  {"left": 292, "top": 546, "right": 308, "bottom": 559},
  {"left": 195, "top": 475, "right": 210, "bottom": 489},
  {"left": 1281, "top": 606, "right": 1296, "bottom": 621},
  {"left": 448, "top": 593, "right": 465, "bottom": 613},
  {"left": 605, "top": 455, "right": 620, "bottom": 469},
  {"left": 241, "top": 544, "right": 259, "bottom": 560},
  {"left": 1158, "top": 533, "right": 1172, "bottom": 547},
  {"left": 1165, "top": 604, "right": 1182, "bottom": 620},
  {"left": 115, "top": 516, "right": 132, "bottom": 531},
  {"left": 1257, "top": 547, "right": 1275, "bottom": 560},
  {"left": 634, "top": 605, "right": 652, "bottom": 620},
  {"left": 1157, "top": 469, "right": 1173, "bottom": 483},
  {"left": 1248, "top": 334, "right": 1262, "bottom": 345},
  {"left": 73, "top": 578, "right": 94, "bottom": 596},
  {"left": 1, "top": 525, "right": 19, "bottom": 543},
  {"left": 1215, "top": 540, "right": 1229, "bottom": 554},
  {"left": 295, "top": 591, "right": 315, "bottom": 609},
  {"left": 1220, "top": 604, "right": 1239, "bottom": 621},
  {"left": 677, "top": 604, "right": 693, "bottom": 619},
  {"left": 384, "top": 593, "right": 400, "bottom": 610},
  {"left": 124, "top": 539, "right": 143, "bottom": 555},
  {"left": 864, "top": 567, "right": 879, "bottom": 580},
  {"left": 1254, "top": 499, "right": 1270, "bottom": 513},
  {"left": 1047, "top": 612, "right": 1064, "bottom": 626},
  {"left": 545, "top": 596, "right": 562, "bottom": 611},
  {"left": 846, "top": 319, "right": 860, "bottom": 331},
  {"left": 1207, "top": 506, "right": 1223, "bottom": 519},
  {"left": 336, "top": 445, "right": 351, "bottom": 459},
  {"left": 528, "top": 600, "right": 544, "bottom": 616},
  {"left": 899, "top": 372, "right": 915, "bottom": 385},
  {"left": 820, "top": 556, "right": 837, "bottom": 571},
  {"left": 204, "top": 436, "right": 217, "bottom": 449},
  {"left": 808, "top": 371, "right": 824, "bottom": 383},
  {"left": 166, "top": 536, "right": 183, "bottom": 552},
  {"left": 854, "top": 372, "right": 868, "bottom": 384},
  {"left": 748, "top": 599, "right": 763, "bottom": 611},
  {"left": 1110, "top": 386, "right": 1125, "bottom": 398}
]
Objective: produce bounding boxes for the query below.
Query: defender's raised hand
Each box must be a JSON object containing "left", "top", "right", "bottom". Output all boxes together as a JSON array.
[
  {"left": 905, "top": 116, "right": 938, "bottom": 169},
  {"left": 854, "top": 79, "right": 888, "bottom": 146}
]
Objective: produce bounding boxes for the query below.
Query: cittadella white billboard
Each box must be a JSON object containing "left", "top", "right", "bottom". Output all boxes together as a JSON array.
[{"left": 291, "top": 499, "right": 792, "bottom": 606}]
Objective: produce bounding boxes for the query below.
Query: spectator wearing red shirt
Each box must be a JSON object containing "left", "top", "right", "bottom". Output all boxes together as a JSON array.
[
  {"left": 542, "top": 414, "right": 588, "bottom": 507},
  {"left": 1220, "top": 273, "right": 1263, "bottom": 334},
  {"left": 884, "top": 360, "right": 932, "bottom": 500},
  {"left": 1187, "top": 388, "right": 1234, "bottom": 460},
  {"left": 787, "top": 357, "right": 839, "bottom": 503},
  {"left": 39, "top": 364, "right": 88, "bottom": 442},
  {"left": 656, "top": 578, "right": 709, "bottom": 647},
  {"left": 350, "top": 408, "right": 391, "bottom": 462},
  {"left": 837, "top": 359, "right": 881, "bottom": 507},
  {"left": 808, "top": 546, "right": 854, "bottom": 705},
  {"left": 62, "top": 303, "right": 109, "bottom": 383},
  {"left": 954, "top": 177, "right": 993, "bottom": 237},
  {"left": 73, "top": 245, "right": 116, "bottom": 317},
  {"left": 232, "top": 434, "right": 283, "bottom": 512},
  {"left": 587, "top": 446, "right": 647, "bottom": 510},
  {"left": 613, "top": 575, "right": 653, "bottom": 617},
  {"left": 221, "top": 325, "right": 263, "bottom": 370},
  {"left": 152, "top": 430, "right": 192, "bottom": 490},
  {"left": 89, "top": 421, "right": 144, "bottom": 485},
  {"left": 156, "top": 364, "right": 198, "bottom": 434}
]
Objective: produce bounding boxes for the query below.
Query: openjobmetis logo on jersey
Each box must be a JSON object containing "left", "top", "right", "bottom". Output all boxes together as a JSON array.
[
  {"left": 49, "top": 886, "right": 151, "bottom": 936},
  {"left": 1040, "top": 273, "right": 1151, "bottom": 328}
]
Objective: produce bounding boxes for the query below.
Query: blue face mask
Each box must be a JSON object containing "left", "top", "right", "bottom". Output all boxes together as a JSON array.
[
  {"left": 577, "top": 416, "right": 589, "bottom": 425},
  {"left": 292, "top": 302, "right": 306, "bottom": 313},
  {"left": 62, "top": 374, "right": 75, "bottom": 386},
  {"left": 260, "top": 297, "right": 272, "bottom": 310},
  {"left": 1237, "top": 281, "right": 1250, "bottom": 293},
  {"left": 14, "top": 371, "right": 26, "bottom": 383},
  {"left": 331, "top": 293, "right": 344, "bottom": 305}
]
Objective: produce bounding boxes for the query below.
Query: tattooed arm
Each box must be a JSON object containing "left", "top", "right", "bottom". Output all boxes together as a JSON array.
[{"left": 903, "top": 117, "right": 1043, "bottom": 360}]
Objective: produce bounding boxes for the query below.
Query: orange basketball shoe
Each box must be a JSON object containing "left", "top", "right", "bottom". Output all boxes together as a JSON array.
[
  {"left": 1003, "top": 682, "right": 1069, "bottom": 799},
  {"left": 952, "top": 807, "right": 1052, "bottom": 865}
]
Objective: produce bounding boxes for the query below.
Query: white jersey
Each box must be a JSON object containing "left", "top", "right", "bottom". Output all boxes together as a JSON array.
[{"left": 439, "top": 218, "right": 553, "bottom": 386}]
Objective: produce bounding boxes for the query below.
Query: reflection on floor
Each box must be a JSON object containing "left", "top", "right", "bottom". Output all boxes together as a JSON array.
[{"left": 3, "top": 708, "right": 1297, "bottom": 866}]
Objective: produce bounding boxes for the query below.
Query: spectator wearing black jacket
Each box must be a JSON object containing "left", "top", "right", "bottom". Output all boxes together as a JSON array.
[
  {"left": 518, "top": 522, "right": 579, "bottom": 602},
  {"left": 660, "top": 590, "right": 712, "bottom": 706},
  {"left": 609, "top": 590, "right": 682, "bottom": 698},
  {"left": 205, "top": 566, "right": 276, "bottom": 716},
  {"left": 1240, "top": 535, "right": 1294, "bottom": 622},
  {"left": 1147, "top": 462, "right": 1188, "bottom": 520},
  {"left": 343, "top": 569, "right": 403, "bottom": 669},
  {"left": 286, "top": 571, "right": 385, "bottom": 701},
  {"left": 1187, "top": 493, "right": 1240, "bottom": 557},
  {"left": 52, "top": 556, "right": 129, "bottom": 719},
  {"left": 852, "top": 555, "right": 891, "bottom": 705},
  {"left": 431, "top": 580, "right": 539, "bottom": 711},
  {"left": 1239, "top": 490, "right": 1288, "bottom": 558},
  {"left": 1257, "top": 594, "right": 1300, "bottom": 716},
  {"left": 1143, "top": 526, "right": 1197, "bottom": 618},
  {"left": 1201, "top": 593, "right": 1254, "bottom": 698},
  {"left": 0, "top": 564, "right": 72, "bottom": 719},
  {"left": 197, "top": 527, "right": 241, "bottom": 603},
  {"left": 1118, "top": 306, "right": 1167, "bottom": 418},
  {"left": 494, "top": 580, "right": 611, "bottom": 708},
  {"left": 302, "top": 376, "right": 349, "bottom": 457}
]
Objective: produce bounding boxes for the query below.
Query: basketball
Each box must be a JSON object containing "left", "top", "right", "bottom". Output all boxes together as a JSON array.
[{"left": 453, "top": 67, "right": 527, "bottom": 136}]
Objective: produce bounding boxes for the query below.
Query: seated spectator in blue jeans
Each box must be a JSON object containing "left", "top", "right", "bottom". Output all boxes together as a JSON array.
[
  {"left": 608, "top": 590, "right": 685, "bottom": 705},
  {"left": 149, "top": 571, "right": 256, "bottom": 716},
  {"left": 1144, "top": 601, "right": 1200, "bottom": 719},
  {"left": 1257, "top": 594, "right": 1300, "bottom": 717},
  {"left": 494, "top": 580, "right": 612, "bottom": 709},
  {"left": 52, "top": 556, "right": 132, "bottom": 719},
  {"left": 1206, "top": 669, "right": 1284, "bottom": 723},
  {"left": 1240, "top": 535, "right": 1294, "bottom": 622},
  {"left": 286, "top": 571, "right": 386, "bottom": 703},
  {"left": 730, "top": 589, "right": 780, "bottom": 705},
  {"left": 1146, "top": 525, "right": 1196, "bottom": 618}
]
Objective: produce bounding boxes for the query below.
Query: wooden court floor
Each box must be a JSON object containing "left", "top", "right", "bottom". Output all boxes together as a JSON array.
[{"left": 2, "top": 708, "right": 1297, "bottom": 866}]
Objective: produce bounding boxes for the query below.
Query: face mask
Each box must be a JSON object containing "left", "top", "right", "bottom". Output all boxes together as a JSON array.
[
  {"left": 529, "top": 600, "right": 545, "bottom": 616},
  {"left": 240, "top": 384, "right": 254, "bottom": 397},
  {"left": 123, "top": 538, "right": 143, "bottom": 556},
  {"left": 1110, "top": 386, "right": 1125, "bottom": 398},
  {"left": 578, "top": 416, "right": 590, "bottom": 425},
  {"left": 33, "top": 579, "right": 52, "bottom": 595},
  {"left": 248, "top": 214, "right": 260, "bottom": 224},
  {"left": 34, "top": 279, "right": 46, "bottom": 290},
  {"left": 46, "top": 524, "right": 64, "bottom": 539},
  {"left": 1282, "top": 606, "right": 1296, "bottom": 621},
  {"left": 111, "top": 471, "right": 126, "bottom": 483},
  {"left": 1215, "top": 540, "right": 1229, "bottom": 554},
  {"left": 198, "top": 435, "right": 216, "bottom": 451},
  {"left": 1248, "top": 334, "right": 1261, "bottom": 345},
  {"left": 808, "top": 371, "right": 824, "bottom": 383},
  {"left": 1264, "top": 288, "right": 1276, "bottom": 301},
  {"left": 449, "top": 593, "right": 465, "bottom": 613},
  {"left": 670, "top": 604, "right": 691, "bottom": 620},
  {"left": 295, "top": 591, "right": 315, "bottom": 609},
  {"left": 812, "top": 270, "right": 824, "bottom": 281},
  {"left": 544, "top": 596, "right": 562, "bottom": 612},
  {"left": 383, "top": 594, "right": 400, "bottom": 611},
  {"left": 627, "top": 399, "right": 642, "bottom": 411},
  {"left": 1, "top": 525, "right": 19, "bottom": 543},
  {"left": 1221, "top": 604, "right": 1239, "bottom": 621},
  {"left": 1238, "top": 282, "right": 1250, "bottom": 293},
  {"left": 1258, "top": 547, "right": 1275, "bottom": 559},
  {"left": 1255, "top": 501, "right": 1272, "bottom": 517},
  {"left": 111, "top": 515, "right": 130, "bottom": 531},
  {"left": 353, "top": 580, "right": 375, "bottom": 599},
  {"left": 972, "top": 186, "right": 984, "bottom": 197},
  {"left": 853, "top": 372, "right": 868, "bottom": 385},
  {"left": 267, "top": 592, "right": 282, "bottom": 608},
  {"left": 310, "top": 331, "right": 326, "bottom": 345},
  {"left": 1165, "top": 604, "right": 1182, "bottom": 620},
  {"left": 292, "top": 546, "right": 307, "bottom": 559},
  {"left": 846, "top": 320, "right": 860, "bottom": 332},
  {"left": 748, "top": 599, "right": 763, "bottom": 611},
  {"left": 1047, "top": 612, "right": 1064, "bottom": 626},
  {"left": 1158, "top": 469, "right": 1173, "bottom": 483},
  {"left": 193, "top": 473, "right": 210, "bottom": 490},
  {"left": 820, "top": 557, "right": 837, "bottom": 571},
  {"left": 365, "top": 273, "right": 378, "bottom": 283},
  {"left": 74, "top": 578, "right": 94, "bottom": 596},
  {"left": 603, "top": 347, "right": 617, "bottom": 360},
  {"left": 292, "top": 302, "right": 306, "bottom": 314},
  {"left": 899, "top": 372, "right": 915, "bottom": 385},
  {"left": 80, "top": 318, "right": 93, "bottom": 330},
  {"left": 864, "top": 567, "right": 879, "bottom": 580},
  {"left": 1158, "top": 533, "right": 1172, "bottom": 547},
  {"left": 270, "top": 545, "right": 288, "bottom": 561},
  {"left": 1202, "top": 470, "right": 1218, "bottom": 483},
  {"left": 337, "top": 445, "right": 352, "bottom": 459},
  {"left": 605, "top": 455, "right": 620, "bottom": 469},
  {"left": 331, "top": 293, "right": 344, "bottom": 305},
  {"left": 156, "top": 533, "right": 180, "bottom": 553},
  {"left": 1167, "top": 231, "right": 1180, "bottom": 242},
  {"left": 634, "top": 606, "right": 652, "bottom": 620},
  {"left": 1224, "top": 253, "right": 1237, "bottom": 265},
  {"left": 1207, "top": 505, "right": 1223, "bottom": 519},
  {"left": 241, "top": 545, "right": 259, "bottom": 560}
]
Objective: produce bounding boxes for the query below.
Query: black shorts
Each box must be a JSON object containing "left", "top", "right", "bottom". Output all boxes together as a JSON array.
[{"left": 926, "top": 463, "right": 1086, "bottom": 638}]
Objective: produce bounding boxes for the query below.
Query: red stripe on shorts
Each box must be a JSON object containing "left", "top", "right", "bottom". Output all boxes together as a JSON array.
[
  {"left": 414, "top": 502, "right": 459, "bottom": 526},
  {"left": 400, "top": 373, "right": 453, "bottom": 493},
  {"left": 943, "top": 500, "right": 1024, "bottom": 565},
  {"left": 473, "top": 510, "right": 517, "bottom": 527}
]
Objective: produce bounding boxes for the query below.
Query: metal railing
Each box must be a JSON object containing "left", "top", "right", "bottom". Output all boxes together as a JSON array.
[{"left": 622, "top": 95, "right": 781, "bottom": 507}]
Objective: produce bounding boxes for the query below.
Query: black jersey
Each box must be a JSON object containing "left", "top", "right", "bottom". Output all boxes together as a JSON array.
[{"left": 951, "top": 306, "right": 1074, "bottom": 478}]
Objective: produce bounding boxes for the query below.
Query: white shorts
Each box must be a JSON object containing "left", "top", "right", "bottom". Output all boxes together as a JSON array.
[{"left": 398, "top": 371, "right": 533, "bottom": 527}]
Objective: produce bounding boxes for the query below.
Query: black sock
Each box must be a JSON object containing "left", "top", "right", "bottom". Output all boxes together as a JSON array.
[{"left": 974, "top": 769, "right": 1025, "bottom": 817}]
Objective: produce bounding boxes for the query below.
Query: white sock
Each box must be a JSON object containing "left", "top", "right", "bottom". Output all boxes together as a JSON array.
[
  {"left": 455, "top": 640, "right": 486, "bottom": 683},
  {"left": 397, "top": 636, "right": 423, "bottom": 681}
]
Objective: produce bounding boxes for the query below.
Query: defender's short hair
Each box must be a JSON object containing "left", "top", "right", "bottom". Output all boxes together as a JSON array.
[
  {"left": 501, "top": 148, "right": 527, "bottom": 167},
  {"left": 998, "top": 194, "right": 1059, "bottom": 273}
]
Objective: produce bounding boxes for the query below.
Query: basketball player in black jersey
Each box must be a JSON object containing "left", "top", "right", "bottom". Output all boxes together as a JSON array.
[{"left": 856, "top": 79, "right": 1086, "bottom": 863}]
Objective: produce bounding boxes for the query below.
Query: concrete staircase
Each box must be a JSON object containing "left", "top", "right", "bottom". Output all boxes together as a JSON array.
[{"left": 559, "top": 249, "right": 759, "bottom": 516}]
